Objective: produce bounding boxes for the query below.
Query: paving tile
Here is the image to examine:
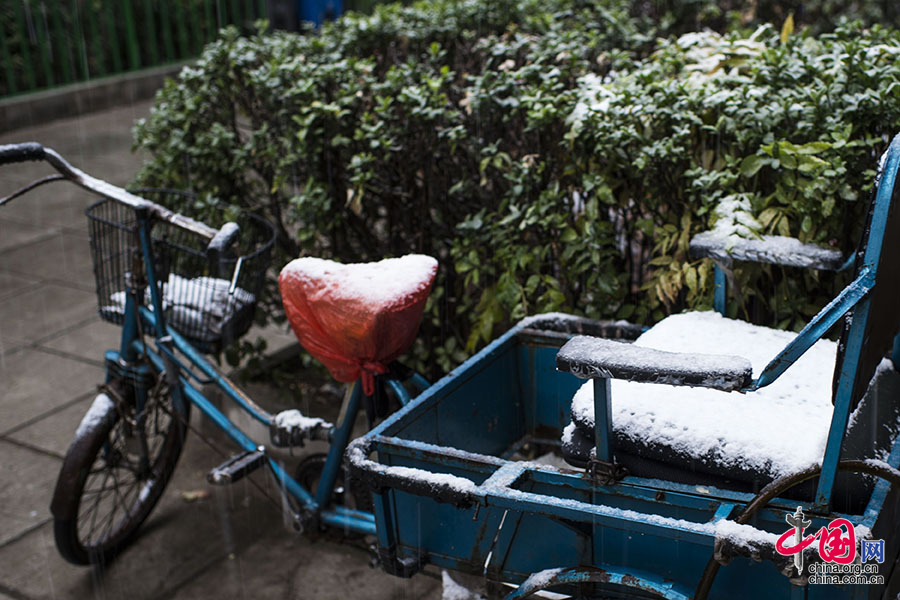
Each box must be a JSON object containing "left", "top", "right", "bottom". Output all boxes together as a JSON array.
[
  {"left": 0, "top": 283, "right": 96, "bottom": 345},
  {"left": 0, "top": 434, "right": 286, "bottom": 600},
  {"left": 0, "top": 440, "right": 61, "bottom": 547},
  {"left": 0, "top": 231, "right": 95, "bottom": 289},
  {"left": 248, "top": 321, "right": 299, "bottom": 354},
  {"left": 0, "top": 355, "right": 433, "bottom": 600},
  {"left": 39, "top": 318, "right": 120, "bottom": 364},
  {"left": 0, "top": 99, "right": 153, "bottom": 147},
  {"left": 0, "top": 334, "right": 27, "bottom": 357},
  {"left": 293, "top": 544, "right": 441, "bottom": 600},
  {"left": 0, "top": 348, "right": 103, "bottom": 434},
  {"left": 0, "top": 101, "right": 153, "bottom": 175},
  {"left": 0, "top": 270, "right": 41, "bottom": 302},
  {"left": 0, "top": 522, "right": 80, "bottom": 600},
  {"left": 0, "top": 102, "right": 152, "bottom": 233},
  {"left": 0, "top": 188, "right": 95, "bottom": 234},
  {"left": 7, "top": 396, "right": 93, "bottom": 458},
  {"left": 169, "top": 531, "right": 442, "bottom": 600},
  {"left": 0, "top": 217, "right": 59, "bottom": 254},
  {"left": 0, "top": 156, "right": 99, "bottom": 230},
  {"left": 0, "top": 154, "right": 65, "bottom": 188}
]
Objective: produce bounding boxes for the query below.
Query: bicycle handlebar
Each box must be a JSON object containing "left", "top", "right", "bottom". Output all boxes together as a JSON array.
[
  {"left": 0, "top": 142, "right": 228, "bottom": 243},
  {"left": 0, "top": 142, "right": 45, "bottom": 164}
]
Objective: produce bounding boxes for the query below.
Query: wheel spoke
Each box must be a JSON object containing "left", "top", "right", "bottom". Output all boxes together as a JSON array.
[
  {"left": 101, "top": 464, "right": 124, "bottom": 543},
  {"left": 83, "top": 466, "right": 111, "bottom": 542},
  {"left": 117, "top": 468, "right": 140, "bottom": 519},
  {"left": 81, "top": 484, "right": 120, "bottom": 495}
]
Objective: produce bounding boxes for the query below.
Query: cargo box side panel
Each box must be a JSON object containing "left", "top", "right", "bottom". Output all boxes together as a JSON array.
[
  {"left": 421, "top": 344, "right": 525, "bottom": 456},
  {"left": 518, "top": 342, "right": 583, "bottom": 438},
  {"left": 389, "top": 491, "right": 497, "bottom": 569}
]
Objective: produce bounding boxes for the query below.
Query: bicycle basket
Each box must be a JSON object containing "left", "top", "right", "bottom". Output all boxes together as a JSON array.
[{"left": 85, "top": 190, "right": 276, "bottom": 352}]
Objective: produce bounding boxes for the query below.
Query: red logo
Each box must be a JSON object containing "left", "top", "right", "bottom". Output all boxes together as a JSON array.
[
  {"left": 777, "top": 518, "right": 856, "bottom": 563},
  {"left": 776, "top": 507, "right": 856, "bottom": 573}
]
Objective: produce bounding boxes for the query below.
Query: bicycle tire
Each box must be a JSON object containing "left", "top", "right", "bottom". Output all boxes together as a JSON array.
[{"left": 51, "top": 376, "right": 190, "bottom": 565}]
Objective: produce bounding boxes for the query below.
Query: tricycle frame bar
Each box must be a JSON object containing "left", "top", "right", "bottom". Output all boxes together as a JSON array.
[{"left": 363, "top": 434, "right": 851, "bottom": 518}]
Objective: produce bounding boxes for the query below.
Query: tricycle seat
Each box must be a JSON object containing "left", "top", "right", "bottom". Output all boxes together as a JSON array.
[
  {"left": 558, "top": 133, "right": 900, "bottom": 514},
  {"left": 279, "top": 254, "right": 437, "bottom": 394},
  {"left": 560, "top": 311, "right": 900, "bottom": 512}
]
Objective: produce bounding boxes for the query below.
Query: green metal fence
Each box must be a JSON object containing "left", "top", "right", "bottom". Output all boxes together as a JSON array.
[{"left": 0, "top": 0, "right": 268, "bottom": 97}]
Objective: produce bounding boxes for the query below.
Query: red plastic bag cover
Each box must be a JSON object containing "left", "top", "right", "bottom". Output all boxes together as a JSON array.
[{"left": 279, "top": 254, "right": 438, "bottom": 395}]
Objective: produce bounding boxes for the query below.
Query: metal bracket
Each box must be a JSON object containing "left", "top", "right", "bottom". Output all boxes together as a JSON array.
[
  {"left": 375, "top": 544, "right": 425, "bottom": 578},
  {"left": 588, "top": 458, "right": 628, "bottom": 485}
]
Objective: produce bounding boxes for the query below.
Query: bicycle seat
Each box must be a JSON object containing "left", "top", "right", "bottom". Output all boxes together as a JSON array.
[{"left": 279, "top": 254, "right": 438, "bottom": 395}]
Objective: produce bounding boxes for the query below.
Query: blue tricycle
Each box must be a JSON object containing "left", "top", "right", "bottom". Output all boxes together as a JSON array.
[{"left": 348, "top": 134, "right": 900, "bottom": 599}]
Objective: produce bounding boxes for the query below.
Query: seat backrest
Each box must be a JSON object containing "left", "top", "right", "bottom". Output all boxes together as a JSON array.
[{"left": 833, "top": 133, "right": 900, "bottom": 412}]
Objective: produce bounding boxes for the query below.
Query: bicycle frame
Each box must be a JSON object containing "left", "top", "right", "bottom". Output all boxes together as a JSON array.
[
  {"left": 104, "top": 186, "right": 427, "bottom": 537},
  {"left": 1, "top": 141, "right": 439, "bottom": 567}
]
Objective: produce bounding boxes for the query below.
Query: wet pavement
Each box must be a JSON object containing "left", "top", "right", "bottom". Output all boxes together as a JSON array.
[{"left": 0, "top": 101, "right": 442, "bottom": 599}]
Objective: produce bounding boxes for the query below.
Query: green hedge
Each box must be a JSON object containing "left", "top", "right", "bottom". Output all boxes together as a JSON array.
[{"left": 133, "top": 0, "right": 900, "bottom": 374}]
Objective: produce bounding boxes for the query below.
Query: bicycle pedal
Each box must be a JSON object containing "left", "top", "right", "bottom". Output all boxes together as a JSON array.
[
  {"left": 207, "top": 448, "right": 267, "bottom": 485},
  {"left": 269, "top": 409, "right": 333, "bottom": 448}
]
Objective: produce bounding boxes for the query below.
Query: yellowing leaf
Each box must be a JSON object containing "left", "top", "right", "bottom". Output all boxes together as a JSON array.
[
  {"left": 685, "top": 268, "right": 698, "bottom": 293},
  {"left": 758, "top": 208, "right": 782, "bottom": 232},
  {"left": 781, "top": 13, "right": 794, "bottom": 44},
  {"left": 346, "top": 187, "right": 363, "bottom": 215},
  {"left": 181, "top": 489, "right": 211, "bottom": 502}
]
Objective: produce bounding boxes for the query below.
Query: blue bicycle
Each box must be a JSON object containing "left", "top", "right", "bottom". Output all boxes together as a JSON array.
[{"left": 0, "top": 142, "right": 433, "bottom": 566}]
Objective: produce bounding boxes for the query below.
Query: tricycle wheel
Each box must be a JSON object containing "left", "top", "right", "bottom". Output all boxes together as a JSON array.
[{"left": 51, "top": 375, "right": 189, "bottom": 565}]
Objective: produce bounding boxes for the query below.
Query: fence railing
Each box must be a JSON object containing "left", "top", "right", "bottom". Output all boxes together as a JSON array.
[
  {"left": 1, "top": 1, "right": 273, "bottom": 97},
  {"left": 0, "top": 0, "right": 379, "bottom": 99}
]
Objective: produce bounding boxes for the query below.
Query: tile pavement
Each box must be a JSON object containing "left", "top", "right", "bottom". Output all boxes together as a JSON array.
[{"left": 0, "top": 103, "right": 442, "bottom": 599}]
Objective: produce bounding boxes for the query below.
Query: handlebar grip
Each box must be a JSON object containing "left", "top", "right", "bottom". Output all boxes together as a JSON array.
[
  {"left": 207, "top": 222, "right": 241, "bottom": 254},
  {"left": 206, "top": 222, "right": 241, "bottom": 278},
  {"left": 0, "top": 142, "right": 45, "bottom": 165}
]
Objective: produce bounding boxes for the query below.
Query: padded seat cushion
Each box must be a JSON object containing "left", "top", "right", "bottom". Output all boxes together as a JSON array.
[
  {"left": 279, "top": 255, "right": 437, "bottom": 393},
  {"left": 561, "top": 311, "right": 900, "bottom": 511}
]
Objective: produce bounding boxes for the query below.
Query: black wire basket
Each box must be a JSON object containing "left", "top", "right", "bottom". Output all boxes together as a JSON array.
[{"left": 85, "top": 190, "right": 276, "bottom": 353}]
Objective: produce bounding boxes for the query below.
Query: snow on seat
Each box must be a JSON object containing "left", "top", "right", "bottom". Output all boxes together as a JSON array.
[
  {"left": 279, "top": 254, "right": 437, "bottom": 395},
  {"left": 556, "top": 336, "right": 752, "bottom": 391},
  {"left": 565, "top": 311, "right": 840, "bottom": 479},
  {"left": 689, "top": 231, "right": 844, "bottom": 270}
]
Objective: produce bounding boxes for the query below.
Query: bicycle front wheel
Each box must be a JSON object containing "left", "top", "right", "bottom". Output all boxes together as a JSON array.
[{"left": 51, "top": 375, "right": 189, "bottom": 565}]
